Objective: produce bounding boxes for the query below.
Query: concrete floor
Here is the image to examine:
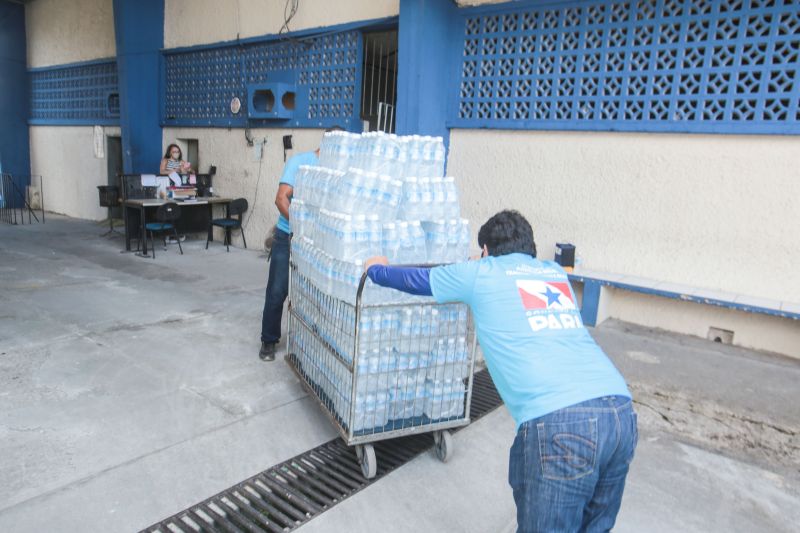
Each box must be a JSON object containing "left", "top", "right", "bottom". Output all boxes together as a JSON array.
[{"left": 1, "top": 215, "right": 798, "bottom": 532}]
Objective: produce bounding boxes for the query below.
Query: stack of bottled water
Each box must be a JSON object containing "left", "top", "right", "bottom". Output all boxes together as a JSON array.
[
  {"left": 318, "top": 131, "right": 447, "bottom": 180},
  {"left": 290, "top": 130, "right": 473, "bottom": 433}
]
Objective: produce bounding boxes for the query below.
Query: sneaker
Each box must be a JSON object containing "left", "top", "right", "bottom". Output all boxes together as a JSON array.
[
  {"left": 259, "top": 342, "right": 276, "bottom": 361},
  {"left": 166, "top": 235, "right": 187, "bottom": 244}
]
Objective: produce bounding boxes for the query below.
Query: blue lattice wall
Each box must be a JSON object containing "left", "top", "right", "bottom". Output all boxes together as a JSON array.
[
  {"left": 451, "top": 0, "right": 800, "bottom": 134},
  {"left": 162, "top": 31, "right": 361, "bottom": 128},
  {"left": 29, "top": 60, "right": 120, "bottom": 125}
]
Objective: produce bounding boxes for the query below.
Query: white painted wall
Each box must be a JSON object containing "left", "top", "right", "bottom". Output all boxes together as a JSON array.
[
  {"left": 605, "top": 290, "right": 800, "bottom": 358},
  {"left": 164, "top": 0, "right": 399, "bottom": 48},
  {"left": 163, "top": 127, "right": 327, "bottom": 247},
  {"left": 447, "top": 129, "right": 800, "bottom": 356},
  {"left": 29, "top": 126, "right": 122, "bottom": 221},
  {"left": 25, "top": 0, "right": 116, "bottom": 68},
  {"left": 25, "top": 0, "right": 119, "bottom": 221}
]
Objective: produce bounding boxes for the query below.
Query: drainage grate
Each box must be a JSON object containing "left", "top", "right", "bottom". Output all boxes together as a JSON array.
[{"left": 142, "top": 368, "right": 503, "bottom": 532}]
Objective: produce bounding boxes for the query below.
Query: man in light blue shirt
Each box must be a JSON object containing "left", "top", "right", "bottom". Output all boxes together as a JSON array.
[
  {"left": 366, "top": 210, "right": 637, "bottom": 532},
  {"left": 259, "top": 128, "right": 343, "bottom": 361}
]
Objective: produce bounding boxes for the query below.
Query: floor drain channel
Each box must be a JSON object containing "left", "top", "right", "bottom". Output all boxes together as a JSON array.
[{"left": 142, "top": 369, "right": 503, "bottom": 533}]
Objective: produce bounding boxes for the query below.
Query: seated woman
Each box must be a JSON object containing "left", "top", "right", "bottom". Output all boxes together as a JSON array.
[
  {"left": 160, "top": 143, "right": 192, "bottom": 176},
  {"left": 159, "top": 143, "right": 190, "bottom": 244}
]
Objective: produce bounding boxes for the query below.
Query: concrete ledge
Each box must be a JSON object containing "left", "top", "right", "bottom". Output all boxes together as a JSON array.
[{"left": 569, "top": 267, "right": 799, "bottom": 327}]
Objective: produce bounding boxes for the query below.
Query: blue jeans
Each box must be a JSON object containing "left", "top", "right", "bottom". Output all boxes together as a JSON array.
[
  {"left": 509, "top": 396, "right": 638, "bottom": 533},
  {"left": 260, "top": 229, "right": 291, "bottom": 344}
]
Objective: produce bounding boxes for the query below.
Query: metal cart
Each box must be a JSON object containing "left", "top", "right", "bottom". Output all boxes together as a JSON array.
[{"left": 285, "top": 260, "right": 477, "bottom": 479}]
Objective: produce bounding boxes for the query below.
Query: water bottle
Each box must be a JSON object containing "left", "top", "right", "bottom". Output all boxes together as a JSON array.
[
  {"left": 369, "top": 133, "right": 384, "bottom": 172},
  {"left": 408, "top": 135, "right": 423, "bottom": 178},
  {"left": 396, "top": 221, "right": 411, "bottom": 263},
  {"left": 418, "top": 178, "right": 433, "bottom": 221},
  {"left": 401, "top": 177, "right": 420, "bottom": 221},
  {"left": 331, "top": 258, "right": 344, "bottom": 300},
  {"left": 361, "top": 171, "right": 379, "bottom": 212},
  {"left": 408, "top": 221, "right": 427, "bottom": 263},
  {"left": 288, "top": 199, "right": 302, "bottom": 237},
  {"left": 430, "top": 177, "right": 445, "bottom": 220},
  {"left": 358, "top": 311, "right": 375, "bottom": 352},
  {"left": 306, "top": 205, "right": 318, "bottom": 242},
  {"left": 432, "top": 137, "right": 446, "bottom": 178},
  {"left": 423, "top": 220, "right": 447, "bottom": 263},
  {"left": 343, "top": 132, "right": 358, "bottom": 171},
  {"left": 424, "top": 379, "right": 446, "bottom": 419},
  {"left": 419, "top": 135, "right": 434, "bottom": 178},
  {"left": 349, "top": 214, "right": 367, "bottom": 260},
  {"left": 458, "top": 218, "right": 471, "bottom": 261},
  {"left": 381, "top": 310, "right": 399, "bottom": 346},
  {"left": 382, "top": 222, "right": 400, "bottom": 263},
  {"left": 367, "top": 214, "right": 382, "bottom": 257},
  {"left": 386, "top": 179, "right": 402, "bottom": 220},
  {"left": 321, "top": 252, "right": 334, "bottom": 295},
  {"left": 442, "top": 176, "right": 460, "bottom": 219},
  {"left": 398, "top": 307, "right": 414, "bottom": 353},
  {"left": 378, "top": 135, "right": 398, "bottom": 177},
  {"left": 317, "top": 209, "right": 329, "bottom": 255},
  {"left": 393, "top": 138, "right": 409, "bottom": 181},
  {"left": 446, "top": 219, "right": 460, "bottom": 262},
  {"left": 375, "top": 174, "right": 391, "bottom": 216},
  {"left": 319, "top": 134, "right": 333, "bottom": 168}
]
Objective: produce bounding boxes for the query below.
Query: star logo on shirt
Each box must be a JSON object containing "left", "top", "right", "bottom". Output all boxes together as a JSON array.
[
  {"left": 517, "top": 280, "right": 576, "bottom": 310},
  {"left": 542, "top": 286, "right": 562, "bottom": 306}
]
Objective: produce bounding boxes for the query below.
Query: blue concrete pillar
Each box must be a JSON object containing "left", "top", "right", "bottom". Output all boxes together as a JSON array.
[
  {"left": 113, "top": 0, "right": 164, "bottom": 174},
  {"left": 0, "top": 1, "right": 31, "bottom": 204},
  {"left": 395, "top": 0, "right": 459, "bottom": 142},
  {"left": 580, "top": 279, "right": 603, "bottom": 327}
]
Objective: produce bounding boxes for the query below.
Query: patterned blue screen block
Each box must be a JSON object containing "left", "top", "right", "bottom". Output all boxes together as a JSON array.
[
  {"left": 163, "top": 31, "right": 360, "bottom": 127},
  {"left": 30, "top": 60, "right": 120, "bottom": 124},
  {"left": 453, "top": 0, "right": 800, "bottom": 134}
]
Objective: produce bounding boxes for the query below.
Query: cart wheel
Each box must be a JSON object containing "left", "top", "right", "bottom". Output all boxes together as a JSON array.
[
  {"left": 358, "top": 444, "right": 377, "bottom": 479},
  {"left": 434, "top": 430, "right": 454, "bottom": 463}
]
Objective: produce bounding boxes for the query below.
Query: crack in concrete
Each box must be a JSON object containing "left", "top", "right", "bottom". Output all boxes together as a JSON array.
[
  {"left": 100, "top": 312, "right": 212, "bottom": 334},
  {"left": 181, "top": 386, "right": 248, "bottom": 417},
  {"left": 630, "top": 382, "right": 800, "bottom": 477}
]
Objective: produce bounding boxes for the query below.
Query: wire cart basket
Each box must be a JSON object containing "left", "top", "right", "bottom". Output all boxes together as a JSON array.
[{"left": 285, "top": 259, "right": 477, "bottom": 479}]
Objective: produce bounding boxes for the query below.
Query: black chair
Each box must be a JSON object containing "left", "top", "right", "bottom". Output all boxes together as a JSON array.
[
  {"left": 97, "top": 185, "right": 121, "bottom": 236},
  {"left": 146, "top": 202, "right": 183, "bottom": 259},
  {"left": 207, "top": 198, "right": 248, "bottom": 252}
]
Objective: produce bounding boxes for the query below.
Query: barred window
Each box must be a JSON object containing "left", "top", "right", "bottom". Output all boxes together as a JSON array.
[
  {"left": 30, "top": 61, "right": 120, "bottom": 125},
  {"left": 453, "top": 0, "right": 800, "bottom": 134},
  {"left": 163, "top": 31, "right": 361, "bottom": 128}
]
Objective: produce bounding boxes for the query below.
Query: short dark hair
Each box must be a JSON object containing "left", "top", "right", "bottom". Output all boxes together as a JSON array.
[
  {"left": 164, "top": 143, "right": 182, "bottom": 159},
  {"left": 478, "top": 210, "right": 537, "bottom": 258}
]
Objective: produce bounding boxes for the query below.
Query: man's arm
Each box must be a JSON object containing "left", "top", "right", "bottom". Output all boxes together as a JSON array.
[
  {"left": 275, "top": 184, "right": 293, "bottom": 220},
  {"left": 367, "top": 265, "right": 433, "bottom": 296}
]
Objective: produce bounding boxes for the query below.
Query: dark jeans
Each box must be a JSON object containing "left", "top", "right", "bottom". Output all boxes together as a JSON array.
[
  {"left": 260, "top": 229, "right": 291, "bottom": 344},
  {"left": 509, "top": 396, "right": 638, "bottom": 533}
]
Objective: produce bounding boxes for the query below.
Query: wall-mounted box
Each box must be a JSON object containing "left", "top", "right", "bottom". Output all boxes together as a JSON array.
[{"left": 247, "top": 83, "right": 297, "bottom": 120}]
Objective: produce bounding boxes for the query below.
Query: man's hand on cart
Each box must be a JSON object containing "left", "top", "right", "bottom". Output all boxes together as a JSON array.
[{"left": 364, "top": 256, "right": 389, "bottom": 271}]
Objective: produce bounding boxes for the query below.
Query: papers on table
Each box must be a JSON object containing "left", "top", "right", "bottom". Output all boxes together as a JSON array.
[
  {"left": 140, "top": 174, "right": 158, "bottom": 187},
  {"left": 168, "top": 172, "right": 182, "bottom": 186}
]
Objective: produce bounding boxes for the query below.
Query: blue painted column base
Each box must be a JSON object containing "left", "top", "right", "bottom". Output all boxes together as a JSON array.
[{"left": 580, "top": 279, "right": 603, "bottom": 327}]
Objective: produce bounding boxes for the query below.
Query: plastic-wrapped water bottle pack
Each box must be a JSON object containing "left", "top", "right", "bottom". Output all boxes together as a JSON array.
[{"left": 290, "top": 130, "right": 474, "bottom": 431}]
